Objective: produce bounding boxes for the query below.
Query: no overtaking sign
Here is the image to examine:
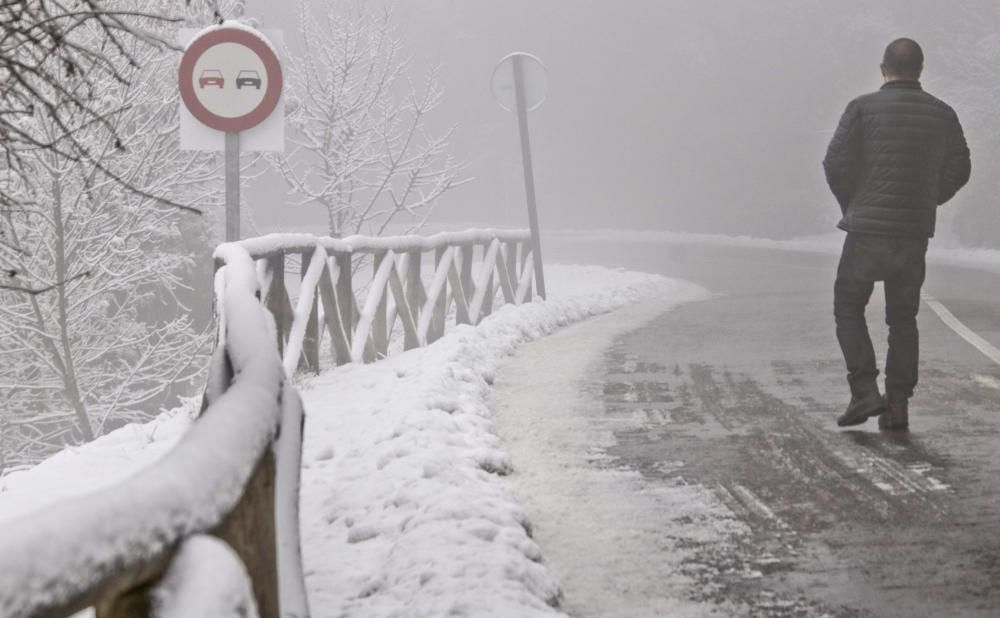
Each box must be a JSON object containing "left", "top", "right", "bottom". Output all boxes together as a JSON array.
[{"left": 179, "top": 25, "right": 283, "bottom": 133}]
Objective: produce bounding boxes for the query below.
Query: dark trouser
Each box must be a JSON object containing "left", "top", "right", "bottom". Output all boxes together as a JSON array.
[{"left": 834, "top": 233, "right": 928, "bottom": 399}]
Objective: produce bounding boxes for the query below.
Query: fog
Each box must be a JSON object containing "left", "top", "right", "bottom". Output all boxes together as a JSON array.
[{"left": 247, "top": 0, "right": 999, "bottom": 244}]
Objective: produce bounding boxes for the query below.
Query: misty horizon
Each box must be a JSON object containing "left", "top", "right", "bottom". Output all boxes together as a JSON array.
[{"left": 244, "top": 0, "right": 998, "bottom": 245}]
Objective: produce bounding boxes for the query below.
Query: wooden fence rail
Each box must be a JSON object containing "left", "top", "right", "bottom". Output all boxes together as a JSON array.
[
  {"left": 231, "top": 229, "right": 536, "bottom": 373},
  {"left": 0, "top": 246, "right": 308, "bottom": 618}
]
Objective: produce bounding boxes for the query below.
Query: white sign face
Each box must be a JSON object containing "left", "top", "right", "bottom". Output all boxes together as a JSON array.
[
  {"left": 190, "top": 42, "right": 269, "bottom": 118},
  {"left": 178, "top": 28, "right": 284, "bottom": 152},
  {"left": 492, "top": 53, "right": 548, "bottom": 113}
]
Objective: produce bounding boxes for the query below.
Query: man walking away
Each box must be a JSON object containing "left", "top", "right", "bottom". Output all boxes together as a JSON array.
[{"left": 823, "top": 38, "right": 971, "bottom": 430}]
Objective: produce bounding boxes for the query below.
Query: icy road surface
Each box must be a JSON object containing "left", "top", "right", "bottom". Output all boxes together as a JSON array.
[{"left": 495, "top": 235, "right": 1000, "bottom": 617}]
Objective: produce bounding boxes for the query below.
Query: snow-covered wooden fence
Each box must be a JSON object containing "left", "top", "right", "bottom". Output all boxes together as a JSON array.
[
  {"left": 0, "top": 248, "right": 309, "bottom": 618},
  {"left": 0, "top": 229, "right": 537, "bottom": 618},
  {"left": 230, "top": 229, "right": 537, "bottom": 372}
]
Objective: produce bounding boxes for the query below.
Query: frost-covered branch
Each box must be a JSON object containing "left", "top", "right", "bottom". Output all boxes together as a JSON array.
[{"left": 276, "top": 2, "right": 467, "bottom": 237}]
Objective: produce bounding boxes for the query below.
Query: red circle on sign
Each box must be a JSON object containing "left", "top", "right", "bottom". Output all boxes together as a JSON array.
[{"left": 178, "top": 27, "right": 283, "bottom": 132}]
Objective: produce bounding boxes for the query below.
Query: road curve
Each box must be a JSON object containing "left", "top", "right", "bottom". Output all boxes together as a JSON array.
[{"left": 500, "top": 237, "right": 1000, "bottom": 617}]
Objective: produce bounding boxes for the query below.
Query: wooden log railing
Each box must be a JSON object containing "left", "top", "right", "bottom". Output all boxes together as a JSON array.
[
  {"left": 0, "top": 245, "right": 309, "bottom": 618},
  {"left": 231, "top": 229, "right": 537, "bottom": 372}
]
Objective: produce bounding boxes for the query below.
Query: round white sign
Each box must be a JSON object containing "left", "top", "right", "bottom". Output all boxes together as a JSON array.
[
  {"left": 179, "top": 26, "right": 283, "bottom": 132},
  {"left": 492, "top": 53, "right": 548, "bottom": 113}
]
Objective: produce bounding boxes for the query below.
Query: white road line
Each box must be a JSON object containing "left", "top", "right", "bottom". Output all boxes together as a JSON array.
[{"left": 923, "top": 294, "right": 1000, "bottom": 366}]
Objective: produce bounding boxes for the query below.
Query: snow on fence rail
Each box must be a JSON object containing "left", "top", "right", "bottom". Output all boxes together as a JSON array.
[
  {"left": 225, "top": 228, "right": 538, "bottom": 373},
  {"left": 0, "top": 248, "right": 309, "bottom": 618}
]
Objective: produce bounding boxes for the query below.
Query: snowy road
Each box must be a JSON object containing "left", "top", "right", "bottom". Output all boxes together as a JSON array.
[{"left": 496, "top": 237, "right": 1000, "bottom": 617}]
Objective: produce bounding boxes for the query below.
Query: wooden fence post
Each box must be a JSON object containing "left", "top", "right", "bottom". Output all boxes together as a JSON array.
[
  {"left": 265, "top": 254, "right": 291, "bottom": 356},
  {"left": 319, "top": 260, "right": 350, "bottom": 366},
  {"left": 299, "top": 249, "right": 320, "bottom": 373},
  {"left": 460, "top": 243, "right": 474, "bottom": 303},
  {"left": 336, "top": 253, "right": 353, "bottom": 362},
  {"left": 505, "top": 241, "right": 517, "bottom": 300},
  {"left": 481, "top": 243, "right": 495, "bottom": 318},
  {"left": 214, "top": 451, "right": 279, "bottom": 618},
  {"left": 520, "top": 242, "right": 533, "bottom": 302},
  {"left": 430, "top": 246, "right": 447, "bottom": 343},
  {"left": 405, "top": 250, "right": 423, "bottom": 350},
  {"left": 372, "top": 251, "right": 389, "bottom": 357}
]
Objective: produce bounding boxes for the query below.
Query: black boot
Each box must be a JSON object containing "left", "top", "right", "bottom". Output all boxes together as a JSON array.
[
  {"left": 879, "top": 393, "right": 909, "bottom": 430},
  {"left": 837, "top": 391, "right": 885, "bottom": 427}
]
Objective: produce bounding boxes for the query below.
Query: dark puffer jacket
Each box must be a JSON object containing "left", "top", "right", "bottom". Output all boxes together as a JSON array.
[{"left": 823, "top": 80, "right": 971, "bottom": 238}]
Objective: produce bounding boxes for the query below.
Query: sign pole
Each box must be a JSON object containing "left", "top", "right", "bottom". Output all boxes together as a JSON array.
[
  {"left": 512, "top": 54, "right": 546, "bottom": 299},
  {"left": 225, "top": 130, "right": 240, "bottom": 242}
]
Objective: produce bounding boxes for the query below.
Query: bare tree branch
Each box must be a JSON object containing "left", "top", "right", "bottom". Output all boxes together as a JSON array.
[
  {"left": 277, "top": 2, "right": 468, "bottom": 237},
  {"left": 0, "top": 269, "right": 89, "bottom": 295}
]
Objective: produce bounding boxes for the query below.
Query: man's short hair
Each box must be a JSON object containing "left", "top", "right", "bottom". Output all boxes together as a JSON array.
[{"left": 883, "top": 38, "right": 924, "bottom": 79}]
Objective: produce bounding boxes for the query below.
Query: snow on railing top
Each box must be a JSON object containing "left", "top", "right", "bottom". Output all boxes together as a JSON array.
[
  {"left": 0, "top": 247, "right": 300, "bottom": 618},
  {"left": 222, "top": 228, "right": 532, "bottom": 260}
]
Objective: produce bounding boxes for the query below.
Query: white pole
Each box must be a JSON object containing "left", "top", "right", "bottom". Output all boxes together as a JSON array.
[
  {"left": 512, "top": 55, "right": 546, "bottom": 299},
  {"left": 225, "top": 131, "right": 240, "bottom": 242}
]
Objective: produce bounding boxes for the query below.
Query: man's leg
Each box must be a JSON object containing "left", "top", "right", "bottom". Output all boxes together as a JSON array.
[
  {"left": 882, "top": 239, "right": 928, "bottom": 429},
  {"left": 835, "top": 274, "right": 878, "bottom": 396},
  {"left": 833, "top": 234, "right": 887, "bottom": 426},
  {"left": 834, "top": 236, "right": 880, "bottom": 397}
]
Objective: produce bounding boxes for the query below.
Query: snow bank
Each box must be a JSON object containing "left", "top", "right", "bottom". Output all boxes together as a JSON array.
[
  {"left": 298, "top": 265, "right": 709, "bottom": 617},
  {"left": 0, "top": 404, "right": 195, "bottom": 524}
]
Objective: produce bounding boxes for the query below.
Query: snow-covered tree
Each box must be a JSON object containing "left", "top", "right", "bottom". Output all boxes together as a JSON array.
[
  {"left": 0, "top": 1, "right": 232, "bottom": 467},
  {"left": 0, "top": 2, "right": 205, "bottom": 263},
  {"left": 277, "top": 3, "right": 466, "bottom": 237}
]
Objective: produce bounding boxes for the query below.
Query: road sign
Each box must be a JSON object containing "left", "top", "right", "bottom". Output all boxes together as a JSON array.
[
  {"left": 491, "top": 53, "right": 548, "bottom": 113},
  {"left": 178, "top": 24, "right": 284, "bottom": 243},
  {"left": 179, "top": 25, "right": 283, "bottom": 133},
  {"left": 492, "top": 52, "right": 548, "bottom": 299}
]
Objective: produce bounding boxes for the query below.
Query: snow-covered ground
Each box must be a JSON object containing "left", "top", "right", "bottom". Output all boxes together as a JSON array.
[
  {"left": 0, "top": 404, "right": 196, "bottom": 525},
  {"left": 0, "top": 262, "right": 705, "bottom": 617}
]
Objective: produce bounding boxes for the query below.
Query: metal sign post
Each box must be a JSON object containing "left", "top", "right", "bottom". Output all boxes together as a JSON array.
[
  {"left": 492, "top": 52, "right": 548, "bottom": 299},
  {"left": 511, "top": 55, "right": 546, "bottom": 298},
  {"left": 225, "top": 131, "right": 240, "bottom": 241},
  {"left": 179, "top": 25, "right": 284, "bottom": 242}
]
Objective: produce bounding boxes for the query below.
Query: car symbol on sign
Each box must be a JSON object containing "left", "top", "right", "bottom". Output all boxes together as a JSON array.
[
  {"left": 236, "top": 70, "right": 262, "bottom": 90},
  {"left": 198, "top": 69, "right": 224, "bottom": 89}
]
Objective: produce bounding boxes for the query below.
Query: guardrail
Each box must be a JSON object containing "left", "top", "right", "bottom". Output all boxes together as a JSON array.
[
  {"left": 232, "top": 229, "right": 537, "bottom": 372},
  {"left": 0, "top": 246, "right": 308, "bottom": 618}
]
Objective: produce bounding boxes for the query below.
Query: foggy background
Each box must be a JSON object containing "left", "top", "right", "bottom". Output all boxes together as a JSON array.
[{"left": 246, "top": 0, "right": 1000, "bottom": 245}]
